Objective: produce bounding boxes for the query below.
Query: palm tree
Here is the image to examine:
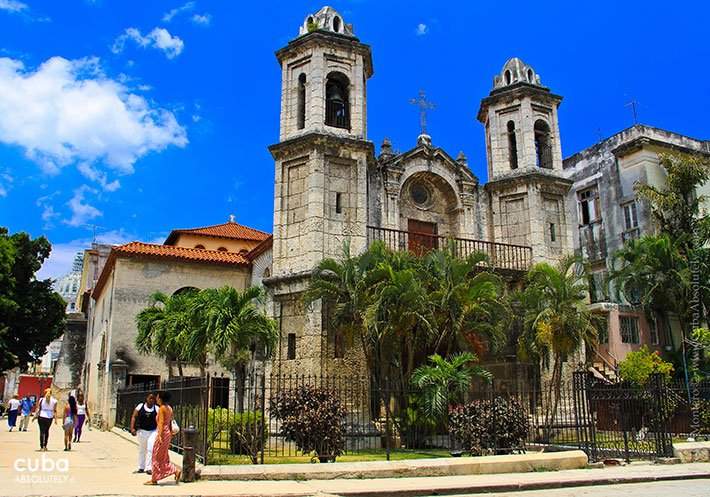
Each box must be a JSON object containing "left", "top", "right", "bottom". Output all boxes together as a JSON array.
[
  {"left": 411, "top": 352, "right": 492, "bottom": 421},
  {"left": 188, "top": 285, "right": 278, "bottom": 412},
  {"left": 422, "top": 239, "right": 509, "bottom": 357},
  {"left": 517, "top": 255, "right": 598, "bottom": 438},
  {"left": 135, "top": 289, "right": 198, "bottom": 377}
]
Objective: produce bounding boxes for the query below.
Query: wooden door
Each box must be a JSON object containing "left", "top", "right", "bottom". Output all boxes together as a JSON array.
[{"left": 408, "top": 219, "right": 438, "bottom": 255}]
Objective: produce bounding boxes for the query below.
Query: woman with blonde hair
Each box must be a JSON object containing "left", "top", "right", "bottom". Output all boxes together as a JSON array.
[{"left": 36, "top": 388, "right": 57, "bottom": 451}]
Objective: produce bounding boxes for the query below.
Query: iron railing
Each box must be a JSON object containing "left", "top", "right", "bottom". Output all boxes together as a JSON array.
[{"left": 367, "top": 225, "right": 532, "bottom": 271}]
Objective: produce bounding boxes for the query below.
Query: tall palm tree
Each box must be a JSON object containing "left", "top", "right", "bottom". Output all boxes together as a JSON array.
[
  {"left": 517, "top": 255, "right": 598, "bottom": 437},
  {"left": 188, "top": 285, "right": 278, "bottom": 411},
  {"left": 422, "top": 239, "right": 509, "bottom": 357},
  {"left": 135, "top": 289, "right": 198, "bottom": 377},
  {"left": 411, "top": 352, "right": 492, "bottom": 421}
]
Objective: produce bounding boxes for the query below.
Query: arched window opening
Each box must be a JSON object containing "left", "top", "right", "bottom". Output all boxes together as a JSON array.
[
  {"left": 507, "top": 120, "right": 518, "bottom": 170},
  {"left": 534, "top": 119, "right": 553, "bottom": 169},
  {"left": 217, "top": 247, "right": 228, "bottom": 252},
  {"left": 527, "top": 69, "right": 534, "bottom": 82},
  {"left": 297, "top": 73, "right": 306, "bottom": 130},
  {"left": 325, "top": 72, "right": 350, "bottom": 129},
  {"left": 333, "top": 16, "right": 341, "bottom": 32},
  {"left": 505, "top": 70, "right": 512, "bottom": 85},
  {"left": 173, "top": 286, "right": 199, "bottom": 296},
  {"left": 194, "top": 244, "right": 205, "bottom": 249}
]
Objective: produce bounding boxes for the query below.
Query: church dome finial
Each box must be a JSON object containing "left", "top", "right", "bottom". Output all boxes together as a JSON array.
[
  {"left": 493, "top": 57, "right": 542, "bottom": 89},
  {"left": 299, "top": 6, "right": 354, "bottom": 37}
]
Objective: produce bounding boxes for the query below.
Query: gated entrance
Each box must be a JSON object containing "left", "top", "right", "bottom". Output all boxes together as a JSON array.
[{"left": 573, "top": 371, "right": 674, "bottom": 462}]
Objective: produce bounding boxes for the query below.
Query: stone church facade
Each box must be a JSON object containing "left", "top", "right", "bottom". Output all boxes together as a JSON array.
[{"left": 64, "top": 6, "right": 708, "bottom": 424}]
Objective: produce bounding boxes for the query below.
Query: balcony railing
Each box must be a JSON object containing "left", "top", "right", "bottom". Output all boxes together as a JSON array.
[{"left": 367, "top": 226, "right": 532, "bottom": 272}]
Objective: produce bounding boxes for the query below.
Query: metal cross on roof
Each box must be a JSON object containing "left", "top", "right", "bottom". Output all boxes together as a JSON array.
[{"left": 409, "top": 89, "right": 436, "bottom": 135}]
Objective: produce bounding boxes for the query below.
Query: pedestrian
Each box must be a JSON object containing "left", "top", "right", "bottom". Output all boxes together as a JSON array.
[
  {"left": 62, "top": 395, "right": 77, "bottom": 451},
  {"left": 19, "top": 394, "right": 35, "bottom": 431},
  {"left": 130, "top": 392, "right": 158, "bottom": 474},
  {"left": 7, "top": 394, "right": 20, "bottom": 431},
  {"left": 73, "top": 393, "right": 91, "bottom": 442},
  {"left": 143, "top": 391, "right": 180, "bottom": 485},
  {"left": 35, "top": 388, "right": 57, "bottom": 451}
]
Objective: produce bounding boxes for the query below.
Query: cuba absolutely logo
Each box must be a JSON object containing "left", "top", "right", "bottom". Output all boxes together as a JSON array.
[{"left": 14, "top": 455, "right": 73, "bottom": 484}]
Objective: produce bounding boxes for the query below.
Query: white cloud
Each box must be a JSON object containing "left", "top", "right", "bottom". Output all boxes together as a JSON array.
[
  {"left": 0, "top": 172, "right": 12, "bottom": 196},
  {"left": 0, "top": 0, "right": 27, "bottom": 13},
  {"left": 192, "top": 13, "right": 210, "bottom": 26},
  {"left": 416, "top": 23, "right": 429, "bottom": 36},
  {"left": 64, "top": 185, "right": 102, "bottom": 227},
  {"left": 163, "top": 2, "right": 194, "bottom": 22},
  {"left": 0, "top": 56, "right": 187, "bottom": 175},
  {"left": 36, "top": 191, "right": 61, "bottom": 228},
  {"left": 77, "top": 162, "right": 120, "bottom": 191},
  {"left": 112, "top": 27, "right": 185, "bottom": 59}
]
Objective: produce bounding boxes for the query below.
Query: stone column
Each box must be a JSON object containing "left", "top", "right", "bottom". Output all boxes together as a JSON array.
[{"left": 109, "top": 356, "right": 128, "bottom": 429}]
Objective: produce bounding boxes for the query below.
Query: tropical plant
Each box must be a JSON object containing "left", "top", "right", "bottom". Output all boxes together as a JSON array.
[
  {"left": 411, "top": 352, "right": 492, "bottom": 421},
  {"left": 517, "top": 255, "right": 598, "bottom": 436},
  {"left": 422, "top": 239, "right": 509, "bottom": 357},
  {"left": 189, "top": 285, "right": 278, "bottom": 410},
  {"left": 269, "top": 385, "right": 347, "bottom": 461},
  {"left": 135, "top": 289, "right": 198, "bottom": 377}
]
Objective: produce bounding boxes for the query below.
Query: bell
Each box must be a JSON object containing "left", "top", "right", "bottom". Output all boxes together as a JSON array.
[{"left": 329, "top": 86, "right": 344, "bottom": 104}]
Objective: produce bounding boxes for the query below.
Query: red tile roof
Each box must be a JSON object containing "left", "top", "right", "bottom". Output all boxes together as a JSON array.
[
  {"left": 164, "top": 222, "right": 271, "bottom": 245},
  {"left": 91, "top": 242, "right": 252, "bottom": 299}
]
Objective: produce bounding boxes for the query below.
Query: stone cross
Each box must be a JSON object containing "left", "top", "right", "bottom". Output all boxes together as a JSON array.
[{"left": 409, "top": 89, "right": 436, "bottom": 135}]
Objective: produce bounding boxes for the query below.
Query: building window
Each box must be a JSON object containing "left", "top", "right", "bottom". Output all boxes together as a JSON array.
[
  {"left": 507, "top": 120, "right": 518, "bottom": 170},
  {"left": 622, "top": 202, "right": 638, "bottom": 230},
  {"left": 325, "top": 72, "right": 350, "bottom": 129},
  {"left": 577, "top": 186, "right": 601, "bottom": 226},
  {"left": 549, "top": 223, "right": 556, "bottom": 242},
  {"left": 287, "top": 333, "right": 296, "bottom": 360},
  {"left": 335, "top": 192, "right": 343, "bottom": 214},
  {"left": 649, "top": 317, "right": 659, "bottom": 345},
  {"left": 217, "top": 247, "right": 228, "bottom": 251},
  {"left": 534, "top": 119, "right": 553, "bottom": 169},
  {"left": 297, "top": 73, "right": 306, "bottom": 130},
  {"left": 620, "top": 315, "right": 641, "bottom": 344}
]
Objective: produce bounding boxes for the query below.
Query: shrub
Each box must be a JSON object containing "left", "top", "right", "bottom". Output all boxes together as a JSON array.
[
  {"left": 229, "top": 410, "right": 268, "bottom": 463},
  {"left": 269, "top": 385, "right": 347, "bottom": 460},
  {"left": 619, "top": 345, "right": 674, "bottom": 385},
  {"left": 448, "top": 397, "right": 529, "bottom": 455}
]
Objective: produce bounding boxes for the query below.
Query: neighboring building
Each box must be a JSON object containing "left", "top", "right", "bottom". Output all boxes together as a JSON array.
[
  {"left": 54, "top": 254, "right": 84, "bottom": 312},
  {"left": 563, "top": 125, "right": 710, "bottom": 374},
  {"left": 82, "top": 221, "right": 271, "bottom": 427}
]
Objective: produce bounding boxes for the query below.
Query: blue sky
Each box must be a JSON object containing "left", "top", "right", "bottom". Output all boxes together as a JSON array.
[{"left": 0, "top": 0, "right": 708, "bottom": 281}]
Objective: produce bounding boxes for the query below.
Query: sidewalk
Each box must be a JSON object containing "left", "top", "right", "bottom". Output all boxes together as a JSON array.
[{"left": 1, "top": 422, "right": 709, "bottom": 497}]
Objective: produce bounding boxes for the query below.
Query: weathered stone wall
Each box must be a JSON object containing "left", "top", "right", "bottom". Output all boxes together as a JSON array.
[{"left": 52, "top": 313, "right": 87, "bottom": 391}]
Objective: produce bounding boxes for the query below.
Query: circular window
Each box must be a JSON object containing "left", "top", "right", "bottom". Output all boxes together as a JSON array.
[{"left": 410, "top": 183, "right": 430, "bottom": 207}]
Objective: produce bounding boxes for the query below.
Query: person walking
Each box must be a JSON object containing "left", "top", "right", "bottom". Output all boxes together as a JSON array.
[
  {"left": 19, "top": 394, "right": 34, "bottom": 431},
  {"left": 73, "top": 393, "right": 91, "bottom": 442},
  {"left": 130, "top": 393, "right": 158, "bottom": 474},
  {"left": 36, "top": 389, "right": 57, "bottom": 451},
  {"left": 144, "top": 391, "right": 180, "bottom": 485},
  {"left": 6, "top": 395, "right": 20, "bottom": 431},
  {"left": 62, "top": 395, "right": 78, "bottom": 451}
]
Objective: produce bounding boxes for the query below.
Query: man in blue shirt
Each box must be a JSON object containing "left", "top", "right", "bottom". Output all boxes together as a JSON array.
[{"left": 19, "top": 395, "right": 35, "bottom": 432}]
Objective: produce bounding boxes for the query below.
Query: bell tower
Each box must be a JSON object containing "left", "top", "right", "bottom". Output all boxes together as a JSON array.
[
  {"left": 268, "top": 7, "right": 375, "bottom": 375},
  {"left": 478, "top": 58, "right": 573, "bottom": 263}
]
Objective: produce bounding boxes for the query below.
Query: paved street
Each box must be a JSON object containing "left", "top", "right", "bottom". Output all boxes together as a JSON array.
[
  {"left": 446, "top": 479, "right": 710, "bottom": 497},
  {"left": 1, "top": 419, "right": 709, "bottom": 497}
]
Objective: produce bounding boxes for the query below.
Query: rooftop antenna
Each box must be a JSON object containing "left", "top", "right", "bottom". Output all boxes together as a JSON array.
[
  {"left": 624, "top": 97, "right": 640, "bottom": 125},
  {"left": 83, "top": 224, "right": 105, "bottom": 243}
]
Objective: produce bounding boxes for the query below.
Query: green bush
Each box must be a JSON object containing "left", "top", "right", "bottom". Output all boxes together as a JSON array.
[
  {"left": 270, "top": 385, "right": 347, "bottom": 460},
  {"left": 619, "top": 345, "right": 674, "bottom": 385},
  {"left": 448, "top": 397, "right": 529, "bottom": 455},
  {"left": 229, "top": 410, "right": 268, "bottom": 463}
]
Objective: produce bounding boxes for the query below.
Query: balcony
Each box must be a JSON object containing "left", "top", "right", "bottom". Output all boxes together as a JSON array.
[{"left": 367, "top": 226, "right": 532, "bottom": 272}]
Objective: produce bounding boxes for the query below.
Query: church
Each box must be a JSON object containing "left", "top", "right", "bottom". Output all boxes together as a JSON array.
[{"left": 71, "top": 6, "right": 708, "bottom": 425}]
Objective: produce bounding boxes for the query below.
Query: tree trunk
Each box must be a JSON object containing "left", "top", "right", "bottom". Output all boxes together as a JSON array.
[{"left": 235, "top": 363, "right": 246, "bottom": 414}]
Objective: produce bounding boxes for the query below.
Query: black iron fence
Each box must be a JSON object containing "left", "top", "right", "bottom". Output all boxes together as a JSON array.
[{"left": 115, "top": 371, "right": 709, "bottom": 465}]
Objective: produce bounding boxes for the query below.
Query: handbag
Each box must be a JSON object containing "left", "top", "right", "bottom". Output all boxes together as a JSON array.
[{"left": 171, "top": 419, "right": 180, "bottom": 435}]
